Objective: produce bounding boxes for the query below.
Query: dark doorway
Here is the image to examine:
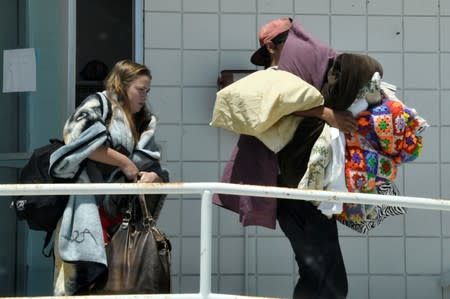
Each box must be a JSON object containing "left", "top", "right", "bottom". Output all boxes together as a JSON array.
[{"left": 76, "top": 0, "right": 133, "bottom": 106}]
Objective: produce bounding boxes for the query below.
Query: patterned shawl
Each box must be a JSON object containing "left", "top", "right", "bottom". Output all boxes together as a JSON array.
[{"left": 345, "top": 93, "right": 428, "bottom": 193}]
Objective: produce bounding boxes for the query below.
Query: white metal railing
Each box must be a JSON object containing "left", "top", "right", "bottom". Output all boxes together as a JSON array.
[{"left": 1, "top": 182, "right": 450, "bottom": 299}]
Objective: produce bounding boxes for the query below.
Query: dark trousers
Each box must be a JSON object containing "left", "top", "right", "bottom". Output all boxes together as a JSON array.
[{"left": 277, "top": 199, "right": 348, "bottom": 299}]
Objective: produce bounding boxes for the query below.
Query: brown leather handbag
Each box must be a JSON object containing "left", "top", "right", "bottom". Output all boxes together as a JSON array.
[{"left": 100, "top": 194, "right": 171, "bottom": 294}]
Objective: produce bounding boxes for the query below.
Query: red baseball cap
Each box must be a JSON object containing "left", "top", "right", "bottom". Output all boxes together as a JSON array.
[{"left": 250, "top": 18, "right": 292, "bottom": 66}]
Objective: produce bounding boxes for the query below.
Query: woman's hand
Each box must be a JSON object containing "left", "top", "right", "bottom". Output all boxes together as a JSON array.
[
  {"left": 120, "top": 161, "right": 140, "bottom": 181},
  {"left": 138, "top": 171, "right": 162, "bottom": 183}
]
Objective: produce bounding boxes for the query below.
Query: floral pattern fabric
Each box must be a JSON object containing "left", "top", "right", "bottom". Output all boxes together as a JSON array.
[
  {"left": 335, "top": 90, "right": 428, "bottom": 232},
  {"left": 344, "top": 95, "right": 426, "bottom": 193}
]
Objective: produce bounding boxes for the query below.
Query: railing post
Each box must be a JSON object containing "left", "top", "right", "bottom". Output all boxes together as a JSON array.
[{"left": 199, "top": 190, "right": 213, "bottom": 298}]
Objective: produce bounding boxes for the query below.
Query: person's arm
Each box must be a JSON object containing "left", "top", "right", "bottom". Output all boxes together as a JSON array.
[
  {"left": 293, "top": 106, "right": 357, "bottom": 133},
  {"left": 88, "top": 145, "right": 139, "bottom": 181}
]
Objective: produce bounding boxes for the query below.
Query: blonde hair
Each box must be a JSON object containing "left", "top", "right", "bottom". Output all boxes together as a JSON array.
[{"left": 104, "top": 60, "right": 152, "bottom": 142}]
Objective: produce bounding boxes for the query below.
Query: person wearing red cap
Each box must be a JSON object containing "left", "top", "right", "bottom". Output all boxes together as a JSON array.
[
  {"left": 250, "top": 17, "right": 292, "bottom": 68},
  {"left": 215, "top": 17, "right": 359, "bottom": 299},
  {"left": 260, "top": 18, "right": 351, "bottom": 299},
  {"left": 251, "top": 17, "right": 357, "bottom": 132}
]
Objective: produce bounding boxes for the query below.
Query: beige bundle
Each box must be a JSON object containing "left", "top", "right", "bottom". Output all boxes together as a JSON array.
[{"left": 210, "top": 68, "right": 324, "bottom": 152}]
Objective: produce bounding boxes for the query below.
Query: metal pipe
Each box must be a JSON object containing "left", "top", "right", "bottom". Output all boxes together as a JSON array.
[
  {"left": 0, "top": 293, "right": 281, "bottom": 299},
  {"left": 4, "top": 182, "right": 448, "bottom": 299},
  {"left": 199, "top": 190, "right": 213, "bottom": 298},
  {"left": 1, "top": 182, "right": 449, "bottom": 211}
]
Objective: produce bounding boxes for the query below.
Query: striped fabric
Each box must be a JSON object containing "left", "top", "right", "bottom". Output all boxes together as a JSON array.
[{"left": 336, "top": 182, "right": 406, "bottom": 233}]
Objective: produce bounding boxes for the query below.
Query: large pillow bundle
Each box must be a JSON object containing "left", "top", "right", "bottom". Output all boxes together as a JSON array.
[{"left": 210, "top": 68, "right": 324, "bottom": 152}]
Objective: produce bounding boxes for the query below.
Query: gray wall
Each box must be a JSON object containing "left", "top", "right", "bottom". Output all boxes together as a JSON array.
[{"left": 144, "top": 1, "right": 450, "bottom": 298}]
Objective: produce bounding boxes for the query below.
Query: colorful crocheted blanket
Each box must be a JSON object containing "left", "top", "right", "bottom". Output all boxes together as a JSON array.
[{"left": 344, "top": 96, "right": 426, "bottom": 193}]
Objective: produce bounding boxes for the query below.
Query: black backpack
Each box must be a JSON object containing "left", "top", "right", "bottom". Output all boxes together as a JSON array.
[
  {"left": 11, "top": 139, "right": 75, "bottom": 256},
  {"left": 11, "top": 92, "right": 111, "bottom": 256}
]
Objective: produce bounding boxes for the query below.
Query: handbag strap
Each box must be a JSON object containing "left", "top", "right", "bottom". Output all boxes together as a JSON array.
[
  {"left": 121, "top": 201, "right": 133, "bottom": 229},
  {"left": 137, "top": 194, "right": 156, "bottom": 230},
  {"left": 121, "top": 195, "right": 155, "bottom": 230},
  {"left": 137, "top": 194, "right": 171, "bottom": 253}
]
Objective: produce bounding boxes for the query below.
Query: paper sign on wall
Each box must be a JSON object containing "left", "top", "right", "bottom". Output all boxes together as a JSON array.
[{"left": 2, "top": 48, "right": 37, "bottom": 93}]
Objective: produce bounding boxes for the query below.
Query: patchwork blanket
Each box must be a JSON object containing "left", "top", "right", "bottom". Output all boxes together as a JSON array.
[
  {"left": 299, "top": 84, "right": 428, "bottom": 233},
  {"left": 344, "top": 96, "right": 427, "bottom": 193}
]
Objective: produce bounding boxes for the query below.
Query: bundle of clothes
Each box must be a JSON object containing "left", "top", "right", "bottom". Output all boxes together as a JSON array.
[
  {"left": 211, "top": 68, "right": 428, "bottom": 233},
  {"left": 299, "top": 72, "right": 428, "bottom": 232}
]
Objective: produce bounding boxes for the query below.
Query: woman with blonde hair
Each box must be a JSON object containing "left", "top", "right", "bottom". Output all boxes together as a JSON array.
[{"left": 49, "top": 60, "right": 169, "bottom": 295}]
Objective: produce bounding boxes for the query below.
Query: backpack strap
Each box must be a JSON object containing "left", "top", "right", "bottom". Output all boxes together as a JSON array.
[
  {"left": 95, "top": 92, "right": 112, "bottom": 125},
  {"left": 42, "top": 231, "right": 54, "bottom": 257}
]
